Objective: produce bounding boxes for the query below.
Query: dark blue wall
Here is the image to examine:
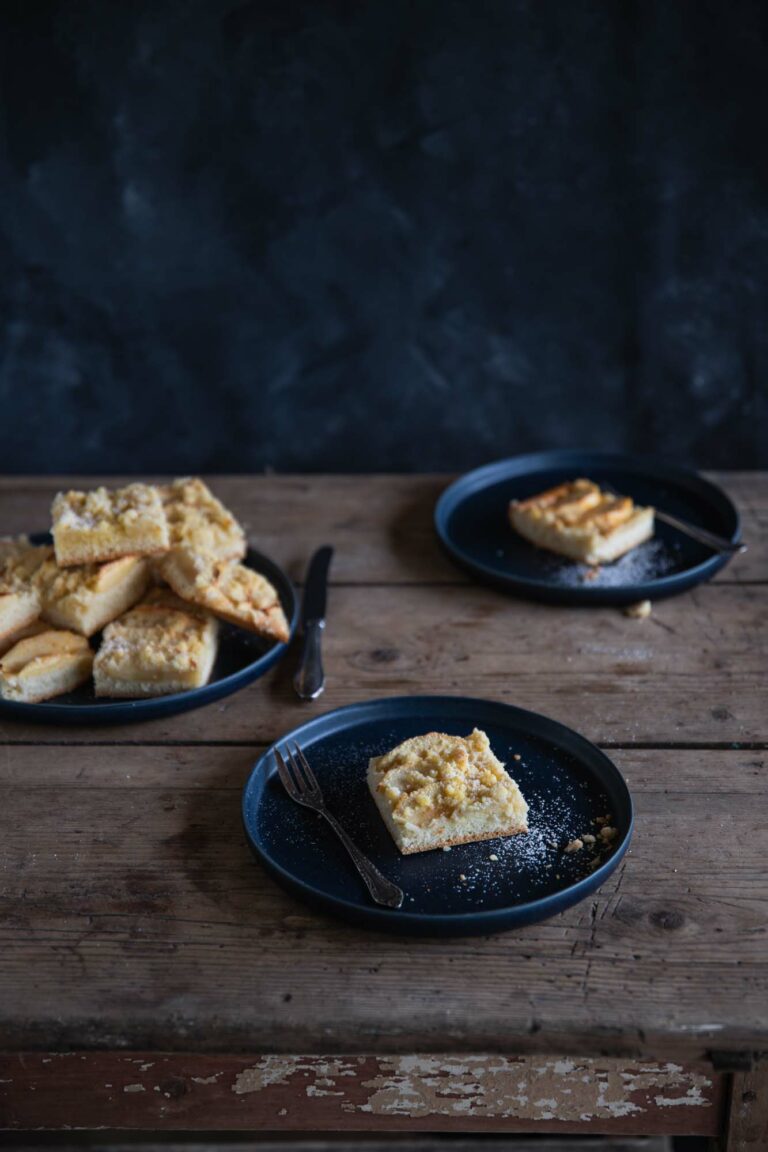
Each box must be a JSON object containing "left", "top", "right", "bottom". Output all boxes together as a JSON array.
[{"left": 1, "top": 0, "right": 766, "bottom": 473}]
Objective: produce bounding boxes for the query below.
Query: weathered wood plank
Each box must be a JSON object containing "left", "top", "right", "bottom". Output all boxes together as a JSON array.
[
  {"left": 0, "top": 747, "right": 765, "bottom": 1059},
  {"left": 726, "top": 1064, "right": 768, "bottom": 1152},
  {"left": 0, "top": 582, "right": 764, "bottom": 746},
  {"left": 0, "top": 1141, "right": 673, "bottom": 1151},
  {"left": 0, "top": 1052, "right": 723, "bottom": 1134},
  {"left": 0, "top": 473, "right": 763, "bottom": 584}
]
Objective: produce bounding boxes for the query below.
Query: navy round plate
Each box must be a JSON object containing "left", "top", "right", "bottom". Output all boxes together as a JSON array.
[
  {"left": 242, "top": 695, "right": 633, "bottom": 936},
  {"left": 0, "top": 538, "right": 298, "bottom": 724},
  {"left": 435, "top": 450, "right": 741, "bottom": 605}
]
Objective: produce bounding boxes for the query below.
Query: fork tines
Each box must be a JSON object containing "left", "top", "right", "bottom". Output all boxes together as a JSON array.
[{"left": 275, "top": 742, "right": 323, "bottom": 806}]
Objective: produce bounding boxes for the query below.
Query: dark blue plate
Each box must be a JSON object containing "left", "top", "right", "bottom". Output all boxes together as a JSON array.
[
  {"left": 0, "top": 537, "right": 298, "bottom": 724},
  {"left": 242, "top": 695, "right": 632, "bottom": 936},
  {"left": 435, "top": 451, "right": 741, "bottom": 604}
]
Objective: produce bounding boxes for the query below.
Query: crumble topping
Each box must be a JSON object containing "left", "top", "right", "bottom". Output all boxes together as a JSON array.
[
  {"left": 0, "top": 545, "right": 52, "bottom": 594},
  {"left": 160, "top": 477, "right": 245, "bottom": 560},
  {"left": 624, "top": 599, "right": 652, "bottom": 619},
  {"left": 371, "top": 729, "right": 526, "bottom": 830},
  {"left": 36, "top": 555, "right": 145, "bottom": 605},
  {"left": 98, "top": 596, "right": 215, "bottom": 676},
  {"left": 53, "top": 483, "right": 165, "bottom": 532},
  {"left": 159, "top": 550, "right": 289, "bottom": 642},
  {"left": 180, "top": 552, "right": 277, "bottom": 608}
]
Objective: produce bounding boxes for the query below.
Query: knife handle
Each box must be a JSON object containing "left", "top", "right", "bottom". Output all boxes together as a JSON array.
[{"left": 293, "top": 619, "right": 326, "bottom": 700}]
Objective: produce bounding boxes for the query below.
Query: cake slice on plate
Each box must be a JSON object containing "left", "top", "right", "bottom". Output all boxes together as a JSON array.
[
  {"left": 0, "top": 541, "right": 53, "bottom": 642},
  {"left": 157, "top": 550, "right": 289, "bottom": 643},
  {"left": 158, "top": 477, "right": 246, "bottom": 563},
  {"left": 368, "top": 728, "right": 528, "bottom": 855},
  {"left": 37, "top": 555, "right": 151, "bottom": 637},
  {"left": 93, "top": 589, "right": 218, "bottom": 698},
  {"left": 0, "top": 628, "right": 93, "bottom": 703},
  {"left": 0, "top": 619, "right": 50, "bottom": 659},
  {"left": 51, "top": 483, "right": 169, "bottom": 566},
  {"left": 509, "top": 478, "right": 654, "bottom": 565}
]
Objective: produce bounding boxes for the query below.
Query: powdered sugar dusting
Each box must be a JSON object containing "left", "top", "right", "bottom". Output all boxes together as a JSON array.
[{"left": 534, "top": 538, "right": 680, "bottom": 588}]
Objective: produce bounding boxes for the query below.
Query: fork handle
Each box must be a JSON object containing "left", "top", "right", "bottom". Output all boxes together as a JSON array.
[
  {"left": 653, "top": 509, "right": 747, "bottom": 554},
  {"left": 601, "top": 481, "right": 746, "bottom": 555},
  {"left": 320, "top": 811, "right": 404, "bottom": 909}
]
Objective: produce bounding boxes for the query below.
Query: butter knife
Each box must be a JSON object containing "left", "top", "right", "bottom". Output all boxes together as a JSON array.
[{"left": 293, "top": 546, "right": 333, "bottom": 701}]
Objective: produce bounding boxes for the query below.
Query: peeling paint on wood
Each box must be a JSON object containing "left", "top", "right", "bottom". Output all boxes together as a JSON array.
[
  {"left": 355, "top": 1056, "right": 711, "bottom": 1121},
  {"left": 0, "top": 1051, "right": 723, "bottom": 1135},
  {"left": 231, "top": 1054, "right": 713, "bottom": 1124},
  {"left": 232, "top": 1056, "right": 362, "bottom": 1095}
]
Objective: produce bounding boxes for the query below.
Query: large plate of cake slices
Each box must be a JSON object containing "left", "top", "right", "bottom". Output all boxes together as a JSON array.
[
  {"left": 243, "top": 695, "right": 633, "bottom": 936},
  {"left": 435, "top": 450, "right": 742, "bottom": 604},
  {"left": 0, "top": 478, "right": 297, "bottom": 722}
]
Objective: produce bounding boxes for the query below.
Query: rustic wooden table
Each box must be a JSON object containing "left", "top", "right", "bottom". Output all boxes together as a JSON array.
[{"left": 0, "top": 474, "right": 766, "bottom": 1149}]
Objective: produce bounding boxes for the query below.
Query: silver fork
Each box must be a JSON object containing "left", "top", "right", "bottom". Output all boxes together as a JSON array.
[
  {"left": 602, "top": 482, "right": 746, "bottom": 555},
  {"left": 275, "top": 742, "right": 404, "bottom": 909}
]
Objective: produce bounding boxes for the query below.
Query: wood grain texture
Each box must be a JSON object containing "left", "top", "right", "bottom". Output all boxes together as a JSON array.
[
  {"left": 0, "top": 582, "right": 765, "bottom": 746},
  {"left": 726, "top": 1065, "right": 768, "bottom": 1152},
  {"left": 0, "top": 746, "right": 766, "bottom": 1059},
  {"left": 0, "top": 472, "right": 763, "bottom": 584},
  {"left": 0, "top": 1052, "right": 722, "bottom": 1134},
  {"left": 0, "top": 1141, "right": 673, "bottom": 1151}
]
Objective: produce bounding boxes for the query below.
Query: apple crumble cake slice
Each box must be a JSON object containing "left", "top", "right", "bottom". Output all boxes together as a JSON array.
[
  {"left": 37, "top": 554, "right": 151, "bottom": 638},
  {"left": 368, "top": 729, "right": 528, "bottom": 855},
  {"left": 0, "top": 619, "right": 50, "bottom": 658},
  {"left": 158, "top": 551, "right": 289, "bottom": 643},
  {"left": 509, "top": 479, "right": 654, "bottom": 565},
  {"left": 159, "top": 477, "right": 246, "bottom": 563},
  {"left": 51, "top": 483, "right": 169, "bottom": 566},
  {"left": 93, "top": 589, "right": 218, "bottom": 698},
  {"left": 0, "top": 542, "right": 53, "bottom": 642},
  {"left": 0, "top": 628, "right": 93, "bottom": 703}
]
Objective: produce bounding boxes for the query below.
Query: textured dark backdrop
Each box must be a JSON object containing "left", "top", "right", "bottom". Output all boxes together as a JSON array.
[{"left": 0, "top": 0, "right": 766, "bottom": 474}]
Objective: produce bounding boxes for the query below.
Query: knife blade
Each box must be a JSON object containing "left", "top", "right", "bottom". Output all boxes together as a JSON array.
[{"left": 293, "top": 546, "right": 333, "bottom": 700}]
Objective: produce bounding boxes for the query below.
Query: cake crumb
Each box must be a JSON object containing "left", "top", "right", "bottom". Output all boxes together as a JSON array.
[
  {"left": 459, "top": 873, "right": 466, "bottom": 882},
  {"left": 624, "top": 599, "right": 652, "bottom": 619},
  {"left": 564, "top": 838, "right": 583, "bottom": 853},
  {"left": 513, "top": 753, "right": 521, "bottom": 761},
  {"left": 442, "top": 846, "right": 452, "bottom": 852},
  {"left": 489, "top": 853, "right": 499, "bottom": 861},
  {"left": 582, "top": 833, "right": 596, "bottom": 845},
  {"left": 600, "top": 825, "right": 618, "bottom": 842}
]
